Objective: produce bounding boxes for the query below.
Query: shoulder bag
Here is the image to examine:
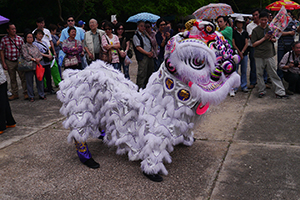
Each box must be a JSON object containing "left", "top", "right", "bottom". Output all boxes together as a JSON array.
[
  {"left": 36, "top": 41, "right": 51, "bottom": 63},
  {"left": 9, "top": 39, "right": 34, "bottom": 72},
  {"left": 18, "top": 55, "right": 34, "bottom": 71},
  {"left": 99, "top": 35, "right": 112, "bottom": 63}
]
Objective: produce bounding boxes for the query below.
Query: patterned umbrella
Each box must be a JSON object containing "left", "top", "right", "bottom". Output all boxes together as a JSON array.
[
  {"left": 193, "top": 3, "right": 234, "bottom": 20},
  {"left": 0, "top": 15, "right": 9, "bottom": 25},
  {"left": 266, "top": 0, "right": 300, "bottom": 11},
  {"left": 126, "top": 12, "right": 160, "bottom": 23}
]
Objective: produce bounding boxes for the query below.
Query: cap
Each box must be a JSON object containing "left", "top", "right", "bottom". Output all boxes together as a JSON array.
[
  {"left": 78, "top": 20, "right": 85, "bottom": 26},
  {"left": 235, "top": 15, "right": 245, "bottom": 23}
]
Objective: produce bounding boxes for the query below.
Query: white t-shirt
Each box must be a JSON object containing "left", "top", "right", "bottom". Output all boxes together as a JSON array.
[
  {"left": 33, "top": 28, "right": 52, "bottom": 48},
  {"left": 246, "top": 22, "right": 258, "bottom": 47}
]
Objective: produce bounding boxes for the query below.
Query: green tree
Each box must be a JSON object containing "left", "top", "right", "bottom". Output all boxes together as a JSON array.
[{"left": 0, "top": 0, "right": 280, "bottom": 34}]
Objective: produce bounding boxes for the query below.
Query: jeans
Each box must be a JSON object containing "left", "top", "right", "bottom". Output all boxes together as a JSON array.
[
  {"left": 248, "top": 47, "right": 257, "bottom": 86},
  {"left": 158, "top": 57, "right": 164, "bottom": 69},
  {"left": 236, "top": 55, "right": 248, "bottom": 90},
  {"left": 112, "top": 63, "right": 121, "bottom": 71},
  {"left": 80, "top": 55, "right": 88, "bottom": 69},
  {"left": 277, "top": 49, "right": 285, "bottom": 79},
  {"left": 119, "top": 60, "right": 130, "bottom": 79},
  {"left": 154, "top": 58, "right": 160, "bottom": 72}
]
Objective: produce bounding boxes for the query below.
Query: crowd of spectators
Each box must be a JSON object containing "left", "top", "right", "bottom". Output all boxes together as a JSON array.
[
  {"left": 217, "top": 8, "right": 300, "bottom": 98},
  {"left": 1, "top": 9, "right": 300, "bottom": 133},
  {"left": 0, "top": 15, "right": 188, "bottom": 101}
]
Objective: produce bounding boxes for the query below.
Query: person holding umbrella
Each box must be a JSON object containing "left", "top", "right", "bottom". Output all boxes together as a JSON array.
[{"left": 133, "top": 21, "right": 154, "bottom": 89}]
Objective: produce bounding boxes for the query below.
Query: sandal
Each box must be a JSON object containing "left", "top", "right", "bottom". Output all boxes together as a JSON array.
[
  {"left": 39, "top": 96, "right": 47, "bottom": 100},
  {"left": 29, "top": 98, "right": 35, "bottom": 102}
]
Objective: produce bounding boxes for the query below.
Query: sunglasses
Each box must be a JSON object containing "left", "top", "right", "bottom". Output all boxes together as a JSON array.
[
  {"left": 118, "top": 28, "right": 124, "bottom": 30},
  {"left": 160, "top": 23, "right": 166, "bottom": 26},
  {"left": 67, "top": 20, "right": 74, "bottom": 22}
]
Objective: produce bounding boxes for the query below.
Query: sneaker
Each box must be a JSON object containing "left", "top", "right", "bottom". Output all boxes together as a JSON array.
[
  {"left": 285, "top": 90, "right": 294, "bottom": 95},
  {"left": 229, "top": 89, "right": 235, "bottom": 97},
  {"left": 248, "top": 85, "right": 255, "bottom": 89},
  {"left": 265, "top": 84, "right": 271, "bottom": 89},
  {"left": 8, "top": 95, "right": 19, "bottom": 101},
  {"left": 258, "top": 92, "right": 265, "bottom": 98},
  {"left": 24, "top": 94, "right": 29, "bottom": 100},
  {"left": 242, "top": 88, "right": 249, "bottom": 93},
  {"left": 48, "top": 89, "right": 56, "bottom": 95},
  {"left": 275, "top": 94, "right": 289, "bottom": 99},
  {"left": 6, "top": 124, "right": 16, "bottom": 128}
]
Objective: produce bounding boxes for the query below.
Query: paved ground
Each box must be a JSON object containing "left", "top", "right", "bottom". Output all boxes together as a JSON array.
[{"left": 1, "top": 59, "right": 300, "bottom": 200}]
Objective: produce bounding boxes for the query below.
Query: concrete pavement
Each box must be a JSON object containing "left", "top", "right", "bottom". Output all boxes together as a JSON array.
[{"left": 1, "top": 61, "right": 300, "bottom": 199}]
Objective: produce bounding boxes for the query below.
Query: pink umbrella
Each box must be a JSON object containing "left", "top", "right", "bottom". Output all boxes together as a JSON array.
[
  {"left": 193, "top": 3, "right": 234, "bottom": 20},
  {"left": 0, "top": 15, "right": 10, "bottom": 25}
]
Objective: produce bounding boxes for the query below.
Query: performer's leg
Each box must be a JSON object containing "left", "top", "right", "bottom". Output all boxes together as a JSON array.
[
  {"left": 143, "top": 172, "right": 163, "bottom": 182},
  {"left": 98, "top": 129, "right": 106, "bottom": 140},
  {"left": 74, "top": 139, "right": 100, "bottom": 169}
]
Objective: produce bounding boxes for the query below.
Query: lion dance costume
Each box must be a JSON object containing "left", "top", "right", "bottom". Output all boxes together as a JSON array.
[{"left": 57, "top": 20, "right": 240, "bottom": 182}]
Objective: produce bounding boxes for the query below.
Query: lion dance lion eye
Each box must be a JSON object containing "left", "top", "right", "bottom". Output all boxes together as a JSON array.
[
  {"left": 189, "top": 57, "right": 206, "bottom": 70},
  {"left": 165, "top": 58, "right": 176, "bottom": 73}
]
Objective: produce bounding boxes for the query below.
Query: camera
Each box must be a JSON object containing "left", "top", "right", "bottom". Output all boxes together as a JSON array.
[{"left": 294, "top": 60, "right": 299, "bottom": 67}]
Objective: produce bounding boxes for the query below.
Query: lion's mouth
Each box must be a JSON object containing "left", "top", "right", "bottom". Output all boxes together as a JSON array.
[{"left": 196, "top": 79, "right": 225, "bottom": 92}]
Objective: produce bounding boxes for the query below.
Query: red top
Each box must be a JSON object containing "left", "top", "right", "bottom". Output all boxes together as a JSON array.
[{"left": 0, "top": 35, "right": 24, "bottom": 61}]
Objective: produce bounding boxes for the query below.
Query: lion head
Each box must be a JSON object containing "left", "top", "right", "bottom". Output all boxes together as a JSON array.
[{"left": 163, "top": 19, "right": 240, "bottom": 105}]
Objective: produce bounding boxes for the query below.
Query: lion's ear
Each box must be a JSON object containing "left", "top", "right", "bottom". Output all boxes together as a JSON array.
[{"left": 185, "top": 19, "right": 196, "bottom": 31}]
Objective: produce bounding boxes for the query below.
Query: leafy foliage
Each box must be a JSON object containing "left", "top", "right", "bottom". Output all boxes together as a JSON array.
[{"left": 0, "top": 0, "right": 288, "bottom": 34}]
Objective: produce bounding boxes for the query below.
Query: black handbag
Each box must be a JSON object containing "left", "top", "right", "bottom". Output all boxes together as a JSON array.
[
  {"left": 9, "top": 38, "right": 33, "bottom": 71},
  {"left": 18, "top": 56, "right": 34, "bottom": 71},
  {"left": 127, "top": 49, "right": 133, "bottom": 58}
]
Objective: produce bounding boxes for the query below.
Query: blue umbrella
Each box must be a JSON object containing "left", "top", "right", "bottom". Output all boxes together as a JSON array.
[
  {"left": 126, "top": 12, "right": 160, "bottom": 23},
  {"left": 0, "top": 15, "right": 9, "bottom": 25}
]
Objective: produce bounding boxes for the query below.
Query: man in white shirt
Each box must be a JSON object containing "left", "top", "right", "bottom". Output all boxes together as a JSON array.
[
  {"left": 33, "top": 17, "right": 56, "bottom": 57},
  {"left": 246, "top": 9, "right": 260, "bottom": 89}
]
